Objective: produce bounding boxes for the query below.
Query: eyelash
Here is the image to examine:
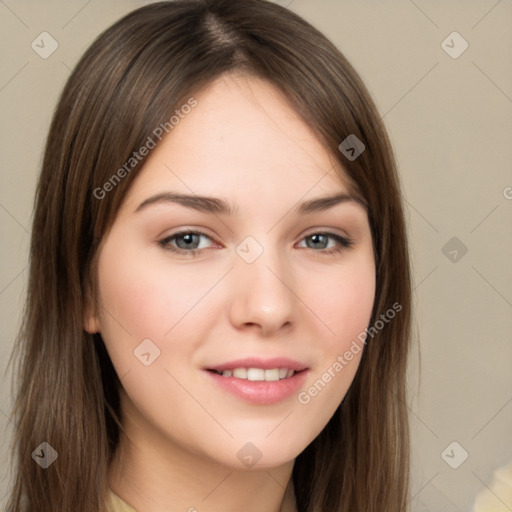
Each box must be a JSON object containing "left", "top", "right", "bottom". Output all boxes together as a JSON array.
[{"left": 157, "top": 230, "right": 354, "bottom": 257}]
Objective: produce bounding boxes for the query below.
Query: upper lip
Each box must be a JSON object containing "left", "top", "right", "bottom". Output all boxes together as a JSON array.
[{"left": 206, "top": 357, "right": 308, "bottom": 372}]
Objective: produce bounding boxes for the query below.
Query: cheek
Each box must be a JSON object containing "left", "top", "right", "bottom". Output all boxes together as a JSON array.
[
  {"left": 295, "top": 257, "right": 375, "bottom": 429},
  {"left": 94, "top": 236, "right": 217, "bottom": 369},
  {"left": 305, "top": 255, "right": 376, "bottom": 348}
]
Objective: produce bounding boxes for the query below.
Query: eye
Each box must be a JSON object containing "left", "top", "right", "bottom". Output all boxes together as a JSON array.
[
  {"left": 158, "top": 230, "right": 216, "bottom": 257},
  {"left": 296, "top": 232, "right": 353, "bottom": 255},
  {"left": 158, "top": 230, "right": 353, "bottom": 257}
]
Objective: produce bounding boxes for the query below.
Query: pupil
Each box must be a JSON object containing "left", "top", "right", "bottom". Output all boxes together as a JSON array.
[
  {"left": 179, "top": 233, "right": 198, "bottom": 249},
  {"left": 309, "top": 234, "right": 326, "bottom": 248}
]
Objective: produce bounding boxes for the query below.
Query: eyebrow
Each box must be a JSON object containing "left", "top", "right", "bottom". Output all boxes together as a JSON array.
[{"left": 134, "top": 191, "right": 365, "bottom": 216}]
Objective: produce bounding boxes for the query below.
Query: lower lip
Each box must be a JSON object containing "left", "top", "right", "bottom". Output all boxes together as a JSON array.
[{"left": 205, "top": 370, "right": 309, "bottom": 405}]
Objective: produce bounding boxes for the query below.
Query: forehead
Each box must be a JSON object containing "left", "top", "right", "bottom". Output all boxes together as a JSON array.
[{"left": 120, "top": 73, "right": 354, "bottom": 212}]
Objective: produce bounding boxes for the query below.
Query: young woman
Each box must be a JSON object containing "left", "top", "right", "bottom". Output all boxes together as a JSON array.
[{"left": 7, "top": 1, "right": 412, "bottom": 511}]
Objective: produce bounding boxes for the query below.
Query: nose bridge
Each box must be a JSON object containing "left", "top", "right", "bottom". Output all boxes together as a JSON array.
[{"left": 229, "top": 233, "right": 297, "bottom": 333}]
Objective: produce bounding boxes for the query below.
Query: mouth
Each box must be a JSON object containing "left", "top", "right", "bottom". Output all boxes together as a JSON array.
[{"left": 204, "top": 357, "right": 309, "bottom": 405}]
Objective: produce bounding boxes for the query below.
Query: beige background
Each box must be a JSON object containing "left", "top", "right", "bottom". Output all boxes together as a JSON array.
[{"left": 1, "top": 0, "right": 511, "bottom": 510}]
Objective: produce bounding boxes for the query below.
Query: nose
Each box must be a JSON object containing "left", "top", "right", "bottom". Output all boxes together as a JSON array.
[{"left": 228, "top": 246, "right": 297, "bottom": 337}]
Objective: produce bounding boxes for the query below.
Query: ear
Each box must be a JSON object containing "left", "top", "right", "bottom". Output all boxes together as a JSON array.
[
  {"left": 83, "top": 280, "right": 100, "bottom": 334},
  {"left": 84, "top": 299, "right": 100, "bottom": 333},
  {"left": 84, "top": 306, "right": 100, "bottom": 334}
]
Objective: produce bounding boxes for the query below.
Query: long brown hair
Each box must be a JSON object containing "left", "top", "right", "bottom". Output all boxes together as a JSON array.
[{"left": 7, "top": 1, "right": 411, "bottom": 510}]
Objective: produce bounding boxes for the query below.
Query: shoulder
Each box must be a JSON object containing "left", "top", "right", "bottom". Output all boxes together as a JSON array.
[
  {"left": 106, "top": 489, "right": 137, "bottom": 512},
  {"left": 473, "top": 461, "right": 512, "bottom": 512}
]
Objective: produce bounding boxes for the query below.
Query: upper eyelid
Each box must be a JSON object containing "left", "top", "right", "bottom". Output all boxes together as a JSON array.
[{"left": 160, "top": 229, "right": 216, "bottom": 242}]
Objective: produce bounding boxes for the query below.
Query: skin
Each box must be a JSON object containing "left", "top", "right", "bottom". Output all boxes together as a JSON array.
[{"left": 85, "top": 73, "right": 376, "bottom": 512}]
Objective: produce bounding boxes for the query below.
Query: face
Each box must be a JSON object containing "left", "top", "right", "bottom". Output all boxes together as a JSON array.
[{"left": 86, "top": 73, "right": 376, "bottom": 470}]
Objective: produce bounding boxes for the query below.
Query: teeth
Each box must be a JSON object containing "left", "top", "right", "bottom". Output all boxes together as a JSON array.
[
  {"left": 264, "top": 369, "right": 280, "bottom": 381},
  {"left": 247, "top": 368, "right": 264, "bottom": 381},
  {"left": 233, "top": 368, "right": 247, "bottom": 379},
  {"left": 217, "top": 367, "right": 296, "bottom": 381}
]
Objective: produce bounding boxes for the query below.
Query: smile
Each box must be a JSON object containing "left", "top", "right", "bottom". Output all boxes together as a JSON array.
[{"left": 205, "top": 357, "right": 309, "bottom": 405}]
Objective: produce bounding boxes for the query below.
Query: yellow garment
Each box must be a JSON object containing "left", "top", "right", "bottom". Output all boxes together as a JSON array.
[
  {"left": 107, "top": 489, "right": 137, "bottom": 512},
  {"left": 473, "top": 461, "right": 512, "bottom": 512}
]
